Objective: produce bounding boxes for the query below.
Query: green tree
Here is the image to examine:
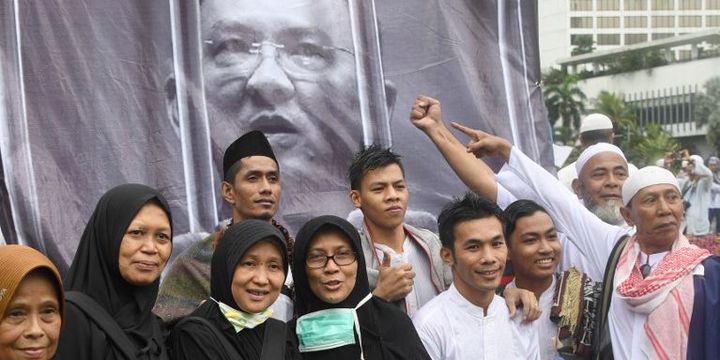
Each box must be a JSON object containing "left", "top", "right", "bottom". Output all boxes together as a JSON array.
[
  {"left": 571, "top": 35, "right": 595, "bottom": 56},
  {"left": 694, "top": 77, "right": 720, "bottom": 153},
  {"left": 543, "top": 73, "right": 587, "bottom": 144},
  {"left": 592, "top": 91, "right": 637, "bottom": 146}
]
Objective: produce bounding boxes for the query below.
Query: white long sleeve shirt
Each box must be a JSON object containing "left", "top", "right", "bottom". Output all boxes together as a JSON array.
[
  {"left": 412, "top": 283, "right": 539, "bottom": 360},
  {"left": 500, "top": 146, "right": 649, "bottom": 359}
]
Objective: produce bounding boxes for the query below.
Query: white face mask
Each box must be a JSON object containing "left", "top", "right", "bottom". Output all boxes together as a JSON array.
[{"left": 295, "top": 294, "right": 373, "bottom": 359}]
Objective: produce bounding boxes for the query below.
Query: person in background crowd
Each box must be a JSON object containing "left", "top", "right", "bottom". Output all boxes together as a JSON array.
[
  {"left": 680, "top": 154, "right": 712, "bottom": 236},
  {"left": 169, "top": 220, "right": 298, "bottom": 359},
  {"left": 557, "top": 113, "right": 615, "bottom": 190},
  {"left": 156, "top": 130, "right": 294, "bottom": 325},
  {"left": 707, "top": 156, "right": 720, "bottom": 233},
  {"left": 291, "top": 215, "right": 430, "bottom": 360},
  {"left": 56, "top": 183, "right": 173, "bottom": 360},
  {"left": 412, "top": 193, "right": 539, "bottom": 360},
  {"left": 0, "top": 245, "right": 64, "bottom": 360}
]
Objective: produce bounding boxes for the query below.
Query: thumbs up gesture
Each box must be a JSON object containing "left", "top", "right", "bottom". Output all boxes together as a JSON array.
[{"left": 372, "top": 251, "right": 415, "bottom": 302}]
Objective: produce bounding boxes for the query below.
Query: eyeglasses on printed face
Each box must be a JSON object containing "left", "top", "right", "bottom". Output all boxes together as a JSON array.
[
  {"left": 306, "top": 249, "right": 357, "bottom": 269},
  {"left": 204, "top": 38, "right": 353, "bottom": 79}
]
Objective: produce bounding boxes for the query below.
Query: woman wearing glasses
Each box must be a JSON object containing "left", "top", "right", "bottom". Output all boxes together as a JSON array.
[
  {"left": 291, "top": 215, "right": 429, "bottom": 360},
  {"left": 169, "top": 220, "right": 298, "bottom": 360}
]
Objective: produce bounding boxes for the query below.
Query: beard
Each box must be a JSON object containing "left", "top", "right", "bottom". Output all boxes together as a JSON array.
[{"left": 584, "top": 198, "right": 626, "bottom": 226}]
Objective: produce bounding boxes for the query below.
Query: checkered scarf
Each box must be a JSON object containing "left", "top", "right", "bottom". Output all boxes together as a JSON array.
[{"left": 615, "top": 234, "right": 710, "bottom": 360}]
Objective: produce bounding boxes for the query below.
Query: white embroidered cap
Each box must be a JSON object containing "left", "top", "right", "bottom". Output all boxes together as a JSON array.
[
  {"left": 579, "top": 113, "right": 613, "bottom": 133},
  {"left": 575, "top": 142, "right": 627, "bottom": 174},
  {"left": 621, "top": 166, "right": 680, "bottom": 206}
]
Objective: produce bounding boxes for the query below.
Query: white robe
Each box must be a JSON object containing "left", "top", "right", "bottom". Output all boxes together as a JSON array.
[
  {"left": 498, "top": 146, "right": 707, "bottom": 360},
  {"left": 412, "top": 283, "right": 539, "bottom": 360},
  {"left": 506, "top": 278, "right": 558, "bottom": 360}
]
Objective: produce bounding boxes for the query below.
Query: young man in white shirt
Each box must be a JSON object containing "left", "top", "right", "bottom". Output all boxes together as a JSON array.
[{"left": 412, "top": 193, "right": 539, "bottom": 360}]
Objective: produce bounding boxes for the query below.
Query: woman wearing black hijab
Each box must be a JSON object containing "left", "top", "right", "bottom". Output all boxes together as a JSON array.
[
  {"left": 169, "top": 219, "right": 299, "bottom": 360},
  {"left": 55, "top": 183, "right": 173, "bottom": 360},
  {"left": 291, "top": 215, "right": 430, "bottom": 360}
]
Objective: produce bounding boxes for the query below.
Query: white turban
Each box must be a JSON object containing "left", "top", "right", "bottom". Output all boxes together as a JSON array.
[
  {"left": 575, "top": 142, "right": 627, "bottom": 174},
  {"left": 621, "top": 166, "right": 680, "bottom": 206}
]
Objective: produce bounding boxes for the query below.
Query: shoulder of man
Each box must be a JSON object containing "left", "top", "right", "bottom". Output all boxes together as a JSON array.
[{"left": 154, "top": 231, "right": 217, "bottom": 324}]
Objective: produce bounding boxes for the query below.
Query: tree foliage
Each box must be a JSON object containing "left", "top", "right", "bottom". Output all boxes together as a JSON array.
[
  {"left": 543, "top": 72, "right": 587, "bottom": 144},
  {"left": 571, "top": 35, "right": 595, "bottom": 56},
  {"left": 694, "top": 77, "right": 720, "bottom": 153}
]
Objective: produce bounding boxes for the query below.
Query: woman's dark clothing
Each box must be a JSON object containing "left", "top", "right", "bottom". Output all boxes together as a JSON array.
[
  {"left": 169, "top": 219, "right": 297, "bottom": 360},
  {"left": 291, "top": 215, "right": 431, "bottom": 360},
  {"left": 170, "top": 300, "right": 298, "bottom": 360},
  {"left": 56, "top": 183, "right": 173, "bottom": 360}
]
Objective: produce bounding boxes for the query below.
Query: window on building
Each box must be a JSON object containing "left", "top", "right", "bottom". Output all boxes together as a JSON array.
[
  {"left": 597, "top": 0, "right": 620, "bottom": 10},
  {"left": 625, "top": 33, "right": 648, "bottom": 45},
  {"left": 570, "top": 0, "right": 593, "bottom": 11},
  {"left": 570, "top": 34, "right": 594, "bottom": 45},
  {"left": 679, "top": 0, "right": 702, "bottom": 9},
  {"left": 652, "top": 16, "right": 675, "bottom": 28},
  {"left": 651, "top": 33, "right": 674, "bottom": 40},
  {"left": 624, "top": 0, "right": 648, "bottom": 10},
  {"left": 678, "top": 49, "right": 693, "bottom": 61},
  {"left": 597, "top": 33, "right": 621, "bottom": 45},
  {"left": 678, "top": 16, "right": 702, "bottom": 27},
  {"left": 709, "top": 0, "right": 720, "bottom": 10},
  {"left": 625, "top": 16, "right": 648, "bottom": 28},
  {"left": 571, "top": 17, "right": 594, "bottom": 28},
  {"left": 708, "top": 15, "right": 720, "bottom": 27},
  {"left": 651, "top": 0, "right": 675, "bottom": 10},
  {"left": 597, "top": 17, "right": 620, "bottom": 28}
]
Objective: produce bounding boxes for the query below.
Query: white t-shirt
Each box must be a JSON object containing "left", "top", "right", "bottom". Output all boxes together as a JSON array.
[
  {"left": 412, "top": 283, "right": 539, "bottom": 360},
  {"left": 373, "top": 235, "right": 437, "bottom": 316}
]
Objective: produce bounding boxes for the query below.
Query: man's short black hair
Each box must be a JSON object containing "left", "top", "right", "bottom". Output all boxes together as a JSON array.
[
  {"left": 437, "top": 192, "right": 504, "bottom": 251},
  {"left": 502, "top": 199, "right": 549, "bottom": 247},
  {"left": 348, "top": 144, "right": 405, "bottom": 190},
  {"left": 580, "top": 129, "right": 613, "bottom": 147}
]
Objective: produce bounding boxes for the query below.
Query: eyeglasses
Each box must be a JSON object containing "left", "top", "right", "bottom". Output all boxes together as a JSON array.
[
  {"left": 204, "top": 38, "right": 353, "bottom": 79},
  {"left": 306, "top": 250, "right": 357, "bottom": 269}
]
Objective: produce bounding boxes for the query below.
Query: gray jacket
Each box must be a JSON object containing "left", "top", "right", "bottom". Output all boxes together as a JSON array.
[{"left": 358, "top": 222, "right": 453, "bottom": 295}]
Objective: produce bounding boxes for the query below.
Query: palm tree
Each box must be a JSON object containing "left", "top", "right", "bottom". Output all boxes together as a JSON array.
[
  {"left": 591, "top": 91, "right": 637, "bottom": 146},
  {"left": 543, "top": 74, "right": 587, "bottom": 144},
  {"left": 695, "top": 77, "right": 720, "bottom": 153}
]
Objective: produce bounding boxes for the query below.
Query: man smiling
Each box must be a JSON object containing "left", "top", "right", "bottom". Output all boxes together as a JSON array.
[{"left": 412, "top": 193, "right": 538, "bottom": 360}]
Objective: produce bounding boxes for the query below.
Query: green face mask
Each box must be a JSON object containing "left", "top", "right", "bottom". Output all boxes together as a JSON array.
[
  {"left": 295, "top": 294, "right": 373, "bottom": 356},
  {"left": 213, "top": 298, "right": 273, "bottom": 333}
]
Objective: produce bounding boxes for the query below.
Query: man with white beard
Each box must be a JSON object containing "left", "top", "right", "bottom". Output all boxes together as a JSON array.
[{"left": 410, "top": 95, "right": 632, "bottom": 279}]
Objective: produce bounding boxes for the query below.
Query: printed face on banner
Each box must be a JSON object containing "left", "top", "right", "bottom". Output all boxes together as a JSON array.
[{"left": 201, "top": 0, "right": 362, "bottom": 201}]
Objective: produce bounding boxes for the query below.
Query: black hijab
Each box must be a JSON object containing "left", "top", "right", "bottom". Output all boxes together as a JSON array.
[
  {"left": 173, "top": 219, "right": 291, "bottom": 360},
  {"left": 292, "top": 215, "right": 370, "bottom": 316},
  {"left": 292, "top": 215, "right": 430, "bottom": 360},
  {"left": 211, "top": 219, "right": 288, "bottom": 309},
  {"left": 64, "top": 183, "right": 173, "bottom": 349}
]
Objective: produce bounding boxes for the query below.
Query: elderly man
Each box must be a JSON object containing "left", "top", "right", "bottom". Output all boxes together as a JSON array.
[
  {"left": 167, "top": 0, "right": 395, "bottom": 231},
  {"left": 411, "top": 100, "right": 720, "bottom": 358},
  {"left": 410, "top": 95, "right": 630, "bottom": 279}
]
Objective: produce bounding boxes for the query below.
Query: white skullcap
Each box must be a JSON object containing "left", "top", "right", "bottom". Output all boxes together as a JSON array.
[
  {"left": 579, "top": 113, "right": 613, "bottom": 133},
  {"left": 621, "top": 166, "right": 679, "bottom": 206},
  {"left": 690, "top": 154, "right": 704, "bottom": 166},
  {"left": 575, "top": 142, "right": 627, "bottom": 174}
]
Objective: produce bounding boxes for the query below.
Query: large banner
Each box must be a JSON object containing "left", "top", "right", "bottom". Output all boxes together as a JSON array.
[{"left": 0, "top": 0, "right": 552, "bottom": 272}]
